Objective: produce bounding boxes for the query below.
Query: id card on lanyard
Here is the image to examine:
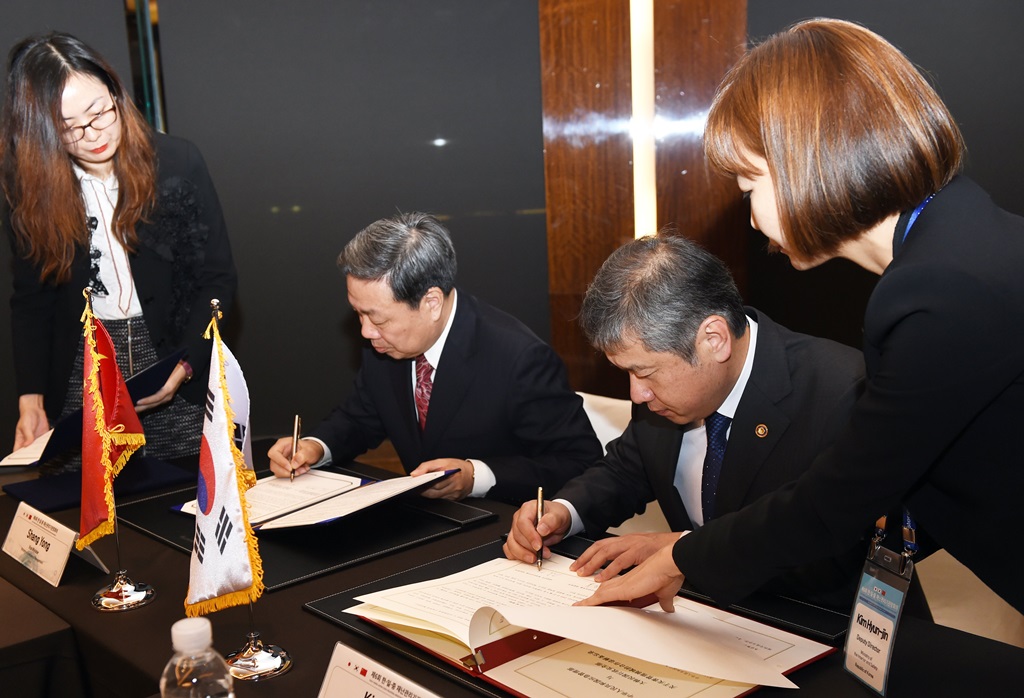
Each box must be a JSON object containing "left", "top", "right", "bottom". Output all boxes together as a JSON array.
[{"left": 844, "top": 512, "right": 917, "bottom": 694}]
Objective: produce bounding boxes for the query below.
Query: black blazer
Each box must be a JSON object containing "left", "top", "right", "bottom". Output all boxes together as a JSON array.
[
  {"left": 8, "top": 133, "right": 237, "bottom": 419},
  {"left": 556, "top": 309, "right": 867, "bottom": 606},
  {"left": 675, "top": 177, "right": 1024, "bottom": 614},
  {"left": 310, "top": 290, "right": 602, "bottom": 504}
]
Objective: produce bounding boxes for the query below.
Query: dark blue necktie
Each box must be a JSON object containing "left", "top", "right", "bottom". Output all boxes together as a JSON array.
[{"left": 701, "top": 412, "right": 731, "bottom": 523}]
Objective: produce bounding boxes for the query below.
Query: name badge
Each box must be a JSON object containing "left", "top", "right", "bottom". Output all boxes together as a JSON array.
[
  {"left": 2, "top": 501, "right": 108, "bottom": 587},
  {"left": 844, "top": 544, "right": 913, "bottom": 695},
  {"left": 318, "top": 641, "right": 444, "bottom": 698}
]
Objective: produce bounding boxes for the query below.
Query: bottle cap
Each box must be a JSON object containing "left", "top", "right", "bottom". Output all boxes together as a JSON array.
[{"left": 170, "top": 617, "right": 213, "bottom": 654}]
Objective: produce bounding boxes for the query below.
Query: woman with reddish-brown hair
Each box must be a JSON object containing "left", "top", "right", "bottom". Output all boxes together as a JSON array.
[
  {"left": 1, "top": 32, "right": 236, "bottom": 469},
  {"left": 579, "top": 18, "right": 1024, "bottom": 615}
]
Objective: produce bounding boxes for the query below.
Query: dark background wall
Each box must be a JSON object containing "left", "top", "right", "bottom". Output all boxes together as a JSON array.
[
  {"left": 155, "top": 0, "right": 549, "bottom": 440},
  {"left": 2, "top": 1, "right": 1022, "bottom": 448}
]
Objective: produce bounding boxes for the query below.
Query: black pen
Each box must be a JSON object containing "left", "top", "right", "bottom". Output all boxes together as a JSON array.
[
  {"left": 290, "top": 415, "right": 301, "bottom": 482},
  {"left": 536, "top": 486, "right": 544, "bottom": 570}
]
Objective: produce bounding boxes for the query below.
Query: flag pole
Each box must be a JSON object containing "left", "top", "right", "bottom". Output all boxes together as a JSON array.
[{"left": 195, "top": 300, "right": 291, "bottom": 679}]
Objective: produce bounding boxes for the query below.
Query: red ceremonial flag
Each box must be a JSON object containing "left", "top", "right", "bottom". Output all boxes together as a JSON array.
[{"left": 77, "top": 298, "right": 146, "bottom": 549}]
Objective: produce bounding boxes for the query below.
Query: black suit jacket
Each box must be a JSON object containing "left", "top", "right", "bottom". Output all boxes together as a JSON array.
[
  {"left": 310, "top": 290, "right": 602, "bottom": 504},
  {"left": 556, "top": 309, "right": 867, "bottom": 606},
  {"left": 8, "top": 133, "right": 237, "bottom": 419},
  {"left": 675, "top": 177, "right": 1024, "bottom": 614}
]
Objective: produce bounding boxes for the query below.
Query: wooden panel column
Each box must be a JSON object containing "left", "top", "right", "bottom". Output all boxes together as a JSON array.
[
  {"left": 654, "top": 0, "right": 748, "bottom": 289},
  {"left": 539, "top": 0, "right": 747, "bottom": 397},
  {"left": 539, "top": 0, "right": 635, "bottom": 397}
]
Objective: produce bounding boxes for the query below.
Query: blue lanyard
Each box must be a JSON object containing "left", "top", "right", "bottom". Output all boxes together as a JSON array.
[
  {"left": 902, "top": 509, "right": 918, "bottom": 555},
  {"left": 873, "top": 509, "right": 918, "bottom": 565},
  {"left": 901, "top": 193, "right": 936, "bottom": 243},
  {"left": 890, "top": 193, "right": 937, "bottom": 547}
]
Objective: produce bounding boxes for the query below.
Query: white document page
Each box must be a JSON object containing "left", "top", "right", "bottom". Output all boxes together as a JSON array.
[
  {"left": 1, "top": 429, "right": 52, "bottom": 467},
  {"left": 244, "top": 471, "right": 363, "bottom": 525},
  {"left": 486, "top": 600, "right": 815, "bottom": 688},
  {"left": 257, "top": 470, "right": 449, "bottom": 529},
  {"left": 180, "top": 470, "right": 362, "bottom": 523},
  {"left": 350, "top": 554, "right": 598, "bottom": 650},
  {"left": 478, "top": 637, "right": 757, "bottom": 698}
]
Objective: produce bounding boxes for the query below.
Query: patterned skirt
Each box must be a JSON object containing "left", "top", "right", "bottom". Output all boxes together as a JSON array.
[{"left": 43, "top": 315, "right": 203, "bottom": 476}]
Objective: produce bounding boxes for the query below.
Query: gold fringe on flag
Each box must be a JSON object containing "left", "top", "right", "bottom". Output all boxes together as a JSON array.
[
  {"left": 77, "top": 291, "right": 146, "bottom": 550},
  {"left": 185, "top": 310, "right": 263, "bottom": 615}
]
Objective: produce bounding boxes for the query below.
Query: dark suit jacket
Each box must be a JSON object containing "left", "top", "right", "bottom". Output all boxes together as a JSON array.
[
  {"left": 675, "top": 177, "right": 1024, "bottom": 614},
  {"left": 310, "top": 290, "right": 602, "bottom": 504},
  {"left": 8, "top": 133, "right": 237, "bottom": 419},
  {"left": 556, "top": 309, "right": 867, "bottom": 606}
]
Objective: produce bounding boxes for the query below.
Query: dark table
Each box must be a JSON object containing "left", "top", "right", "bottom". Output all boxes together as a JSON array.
[
  {"left": 0, "top": 576, "right": 86, "bottom": 698},
  {"left": 1, "top": 478, "right": 1022, "bottom": 697}
]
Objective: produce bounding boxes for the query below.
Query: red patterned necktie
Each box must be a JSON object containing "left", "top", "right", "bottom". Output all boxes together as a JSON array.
[{"left": 414, "top": 354, "right": 433, "bottom": 430}]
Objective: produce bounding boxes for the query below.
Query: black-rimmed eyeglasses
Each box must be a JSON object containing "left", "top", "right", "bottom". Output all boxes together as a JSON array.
[{"left": 61, "top": 104, "right": 118, "bottom": 145}]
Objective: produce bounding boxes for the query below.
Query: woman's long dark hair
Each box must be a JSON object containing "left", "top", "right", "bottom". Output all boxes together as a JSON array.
[{"left": 0, "top": 32, "right": 156, "bottom": 283}]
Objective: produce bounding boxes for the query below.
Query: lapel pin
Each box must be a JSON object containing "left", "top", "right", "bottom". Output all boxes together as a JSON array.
[{"left": 755, "top": 424, "right": 768, "bottom": 438}]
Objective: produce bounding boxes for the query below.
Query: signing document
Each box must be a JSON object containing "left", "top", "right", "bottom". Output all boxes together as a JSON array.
[
  {"left": 182, "top": 469, "right": 450, "bottom": 529},
  {"left": 347, "top": 553, "right": 831, "bottom": 696}
]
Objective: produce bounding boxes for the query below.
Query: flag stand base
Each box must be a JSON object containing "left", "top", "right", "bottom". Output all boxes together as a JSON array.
[
  {"left": 226, "top": 631, "right": 293, "bottom": 681},
  {"left": 90, "top": 569, "right": 156, "bottom": 612}
]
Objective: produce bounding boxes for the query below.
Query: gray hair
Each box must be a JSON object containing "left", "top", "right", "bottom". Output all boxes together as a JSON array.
[
  {"left": 338, "top": 212, "right": 457, "bottom": 307},
  {"left": 579, "top": 234, "right": 747, "bottom": 363}
]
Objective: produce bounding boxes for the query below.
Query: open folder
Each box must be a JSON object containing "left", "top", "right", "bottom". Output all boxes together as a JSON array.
[
  {"left": 178, "top": 468, "right": 454, "bottom": 529},
  {"left": 1, "top": 348, "right": 186, "bottom": 468},
  {"left": 317, "top": 547, "right": 834, "bottom": 697}
]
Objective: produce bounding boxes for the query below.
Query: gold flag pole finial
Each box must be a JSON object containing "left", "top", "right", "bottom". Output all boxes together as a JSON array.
[
  {"left": 204, "top": 298, "right": 223, "bottom": 339},
  {"left": 80, "top": 286, "right": 94, "bottom": 323}
]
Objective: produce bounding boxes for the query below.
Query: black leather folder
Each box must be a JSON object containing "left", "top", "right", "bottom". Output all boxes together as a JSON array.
[
  {"left": 116, "top": 460, "right": 496, "bottom": 590},
  {"left": 2, "top": 454, "right": 196, "bottom": 513},
  {"left": 21, "top": 348, "right": 188, "bottom": 469}
]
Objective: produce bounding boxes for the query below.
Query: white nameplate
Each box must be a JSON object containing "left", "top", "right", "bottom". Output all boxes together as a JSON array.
[
  {"left": 318, "top": 641, "right": 444, "bottom": 698},
  {"left": 2, "top": 501, "right": 108, "bottom": 586}
]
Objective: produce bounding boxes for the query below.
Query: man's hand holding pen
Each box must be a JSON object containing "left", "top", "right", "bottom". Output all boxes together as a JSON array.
[
  {"left": 503, "top": 497, "right": 572, "bottom": 566},
  {"left": 267, "top": 432, "right": 323, "bottom": 479}
]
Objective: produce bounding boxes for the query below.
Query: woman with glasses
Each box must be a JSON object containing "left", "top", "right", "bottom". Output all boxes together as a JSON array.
[
  {"left": 1, "top": 32, "right": 237, "bottom": 468},
  {"left": 578, "top": 19, "right": 1024, "bottom": 615}
]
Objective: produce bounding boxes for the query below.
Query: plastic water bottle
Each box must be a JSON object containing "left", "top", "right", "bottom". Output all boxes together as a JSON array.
[{"left": 159, "top": 617, "right": 235, "bottom": 698}]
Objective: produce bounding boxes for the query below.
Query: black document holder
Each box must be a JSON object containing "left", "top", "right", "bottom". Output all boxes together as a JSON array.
[
  {"left": 1, "top": 349, "right": 193, "bottom": 511},
  {"left": 116, "top": 461, "right": 495, "bottom": 590},
  {"left": 8, "top": 348, "right": 188, "bottom": 470},
  {"left": 2, "top": 454, "right": 196, "bottom": 513}
]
